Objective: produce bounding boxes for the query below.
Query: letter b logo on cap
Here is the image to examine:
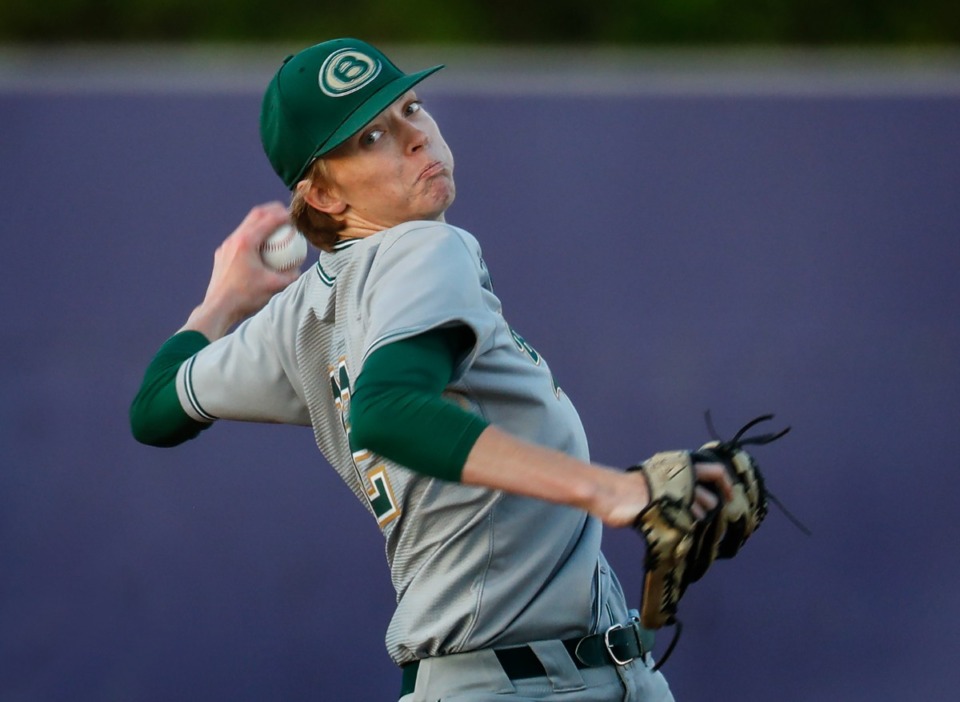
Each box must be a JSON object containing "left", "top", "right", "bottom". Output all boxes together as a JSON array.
[{"left": 319, "top": 48, "right": 382, "bottom": 97}]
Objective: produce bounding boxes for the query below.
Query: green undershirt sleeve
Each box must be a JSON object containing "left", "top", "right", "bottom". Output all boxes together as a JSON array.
[
  {"left": 349, "top": 326, "right": 490, "bottom": 482},
  {"left": 129, "top": 331, "right": 212, "bottom": 447}
]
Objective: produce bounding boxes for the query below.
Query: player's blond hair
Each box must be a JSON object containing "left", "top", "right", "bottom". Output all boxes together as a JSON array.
[{"left": 290, "top": 159, "right": 346, "bottom": 252}]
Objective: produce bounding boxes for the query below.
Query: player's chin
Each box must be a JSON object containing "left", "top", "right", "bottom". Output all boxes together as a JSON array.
[{"left": 419, "top": 177, "right": 456, "bottom": 218}]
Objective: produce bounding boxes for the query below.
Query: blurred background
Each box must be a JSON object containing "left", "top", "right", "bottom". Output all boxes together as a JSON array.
[
  {"left": 2, "top": 2, "right": 959, "bottom": 701},
  {"left": 1, "top": 0, "right": 959, "bottom": 44}
]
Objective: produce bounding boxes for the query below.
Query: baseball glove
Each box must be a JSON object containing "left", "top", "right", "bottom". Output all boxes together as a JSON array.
[{"left": 627, "top": 414, "right": 790, "bottom": 633}]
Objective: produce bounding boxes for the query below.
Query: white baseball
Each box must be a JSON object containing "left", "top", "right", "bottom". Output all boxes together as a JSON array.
[{"left": 260, "top": 224, "right": 308, "bottom": 272}]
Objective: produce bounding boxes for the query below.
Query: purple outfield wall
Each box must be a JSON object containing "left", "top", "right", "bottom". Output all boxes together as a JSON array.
[{"left": 1, "top": 49, "right": 959, "bottom": 701}]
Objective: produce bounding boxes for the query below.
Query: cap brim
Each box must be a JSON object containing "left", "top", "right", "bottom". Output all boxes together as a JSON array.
[{"left": 312, "top": 64, "right": 444, "bottom": 161}]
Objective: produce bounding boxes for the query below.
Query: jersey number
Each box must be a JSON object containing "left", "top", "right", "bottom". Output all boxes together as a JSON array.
[{"left": 330, "top": 360, "right": 401, "bottom": 527}]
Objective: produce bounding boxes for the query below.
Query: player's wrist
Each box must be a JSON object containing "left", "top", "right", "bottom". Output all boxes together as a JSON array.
[{"left": 588, "top": 468, "right": 650, "bottom": 528}]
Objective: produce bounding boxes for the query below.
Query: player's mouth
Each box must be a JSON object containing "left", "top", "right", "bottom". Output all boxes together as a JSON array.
[{"left": 417, "top": 161, "right": 445, "bottom": 181}]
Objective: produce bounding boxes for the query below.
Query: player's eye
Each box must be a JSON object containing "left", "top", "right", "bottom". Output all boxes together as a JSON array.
[
  {"left": 404, "top": 100, "right": 423, "bottom": 116},
  {"left": 360, "top": 128, "right": 384, "bottom": 146}
]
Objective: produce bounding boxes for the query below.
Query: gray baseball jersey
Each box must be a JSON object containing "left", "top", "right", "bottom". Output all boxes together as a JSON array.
[{"left": 175, "top": 221, "right": 627, "bottom": 664}]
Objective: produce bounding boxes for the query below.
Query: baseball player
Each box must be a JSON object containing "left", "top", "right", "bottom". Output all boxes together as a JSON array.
[{"left": 130, "top": 38, "right": 730, "bottom": 701}]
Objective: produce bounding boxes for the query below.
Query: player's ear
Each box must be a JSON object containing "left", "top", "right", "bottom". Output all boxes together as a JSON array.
[{"left": 300, "top": 180, "right": 347, "bottom": 216}]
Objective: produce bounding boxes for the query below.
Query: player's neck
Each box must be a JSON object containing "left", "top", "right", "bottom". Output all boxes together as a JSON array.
[{"left": 337, "top": 212, "right": 447, "bottom": 239}]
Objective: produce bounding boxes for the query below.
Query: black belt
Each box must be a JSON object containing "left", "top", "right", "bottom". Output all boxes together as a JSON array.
[{"left": 400, "top": 620, "right": 654, "bottom": 696}]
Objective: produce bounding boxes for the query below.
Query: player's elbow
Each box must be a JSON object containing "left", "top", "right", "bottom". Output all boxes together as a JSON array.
[
  {"left": 129, "top": 395, "right": 207, "bottom": 448},
  {"left": 131, "top": 426, "right": 181, "bottom": 448},
  {"left": 129, "top": 405, "right": 178, "bottom": 447},
  {"left": 130, "top": 410, "right": 170, "bottom": 447}
]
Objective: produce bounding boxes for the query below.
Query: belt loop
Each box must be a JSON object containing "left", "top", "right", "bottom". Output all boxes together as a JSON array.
[
  {"left": 527, "top": 640, "right": 586, "bottom": 692},
  {"left": 627, "top": 611, "right": 656, "bottom": 661}
]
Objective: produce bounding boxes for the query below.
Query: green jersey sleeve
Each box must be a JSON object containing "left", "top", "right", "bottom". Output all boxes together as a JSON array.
[
  {"left": 129, "top": 331, "right": 212, "bottom": 447},
  {"left": 349, "top": 326, "right": 490, "bottom": 482}
]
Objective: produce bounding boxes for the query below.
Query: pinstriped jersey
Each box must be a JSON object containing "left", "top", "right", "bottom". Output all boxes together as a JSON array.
[{"left": 175, "top": 221, "right": 613, "bottom": 664}]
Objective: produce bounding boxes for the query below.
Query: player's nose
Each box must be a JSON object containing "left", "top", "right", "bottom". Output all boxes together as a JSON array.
[{"left": 403, "top": 122, "right": 430, "bottom": 154}]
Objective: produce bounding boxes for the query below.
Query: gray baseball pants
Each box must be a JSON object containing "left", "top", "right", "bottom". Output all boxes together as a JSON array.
[{"left": 398, "top": 644, "right": 674, "bottom": 701}]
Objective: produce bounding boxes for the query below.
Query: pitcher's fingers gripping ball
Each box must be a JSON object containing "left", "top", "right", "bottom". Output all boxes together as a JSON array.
[
  {"left": 260, "top": 224, "right": 308, "bottom": 272},
  {"left": 627, "top": 414, "right": 790, "bottom": 632}
]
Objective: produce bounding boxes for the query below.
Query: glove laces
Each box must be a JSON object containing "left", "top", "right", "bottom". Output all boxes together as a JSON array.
[{"left": 704, "top": 411, "right": 812, "bottom": 536}]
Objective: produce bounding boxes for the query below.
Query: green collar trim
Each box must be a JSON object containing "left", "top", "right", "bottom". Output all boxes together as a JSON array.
[
  {"left": 317, "top": 236, "right": 365, "bottom": 286},
  {"left": 333, "top": 238, "right": 361, "bottom": 250},
  {"left": 315, "top": 261, "right": 336, "bottom": 287}
]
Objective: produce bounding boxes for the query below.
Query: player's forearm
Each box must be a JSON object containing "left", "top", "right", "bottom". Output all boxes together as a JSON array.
[
  {"left": 179, "top": 300, "right": 243, "bottom": 341},
  {"left": 461, "top": 426, "right": 650, "bottom": 527}
]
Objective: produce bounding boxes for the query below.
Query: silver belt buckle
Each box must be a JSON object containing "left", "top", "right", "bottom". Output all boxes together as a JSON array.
[{"left": 604, "top": 623, "right": 635, "bottom": 666}]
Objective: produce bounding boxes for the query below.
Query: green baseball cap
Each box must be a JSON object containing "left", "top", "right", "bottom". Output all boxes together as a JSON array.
[{"left": 260, "top": 38, "right": 444, "bottom": 189}]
